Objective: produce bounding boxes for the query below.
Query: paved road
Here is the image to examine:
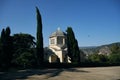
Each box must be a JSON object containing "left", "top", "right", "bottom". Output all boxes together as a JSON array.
[{"left": 0, "top": 66, "right": 120, "bottom": 80}]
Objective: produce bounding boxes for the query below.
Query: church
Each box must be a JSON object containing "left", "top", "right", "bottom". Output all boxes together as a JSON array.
[
  {"left": 44, "top": 28, "right": 85, "bottom": 63},
  {"left": 44, "top": 28, "right": 71, "bottom": 63}
]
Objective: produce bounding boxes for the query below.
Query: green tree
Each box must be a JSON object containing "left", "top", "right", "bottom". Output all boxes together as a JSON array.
[
  {"left": 88, "top": 53, "right": 108, "bottom": 63},
  {"left": 12, "top": 33, "right": 36, "bottom": 68},
  {"left": 110, "top": 43, "right": 120, "bottom": 54},
  {"left": 88, "top": 54, "right": 99, "bottom": 63},
  {"left": 66, "top": 27, "right": 80, "bottom": 63},
  {"left": 109, "top": 44, "right": 120, "bottom": 64},
  {"left": 36, "top": 7, "right": 44, "bottom": 65},
  {"left": 0, "top": 27, "right": 13, "bottom": 69},
  {"left": 5, "top": 27, "right": 13, "bottom": 66},
  {"left": 109, "top": 53, "right": 120, "bottom": 64},
  {"left": 0, "top": 29, "right": 6, "bottom": 68}
]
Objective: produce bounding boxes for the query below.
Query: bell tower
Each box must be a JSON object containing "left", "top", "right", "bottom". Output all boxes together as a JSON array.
[
  {"left": 48, "top": 28, "right": 68, "bottom": 63},
  {"left": 49, "top": 28, "right": 66, "bottom": 48}
]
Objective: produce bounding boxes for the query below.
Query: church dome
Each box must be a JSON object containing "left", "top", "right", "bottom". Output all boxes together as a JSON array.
[{"left": 50, "top": 28, "right": 66, "bottom": 38}]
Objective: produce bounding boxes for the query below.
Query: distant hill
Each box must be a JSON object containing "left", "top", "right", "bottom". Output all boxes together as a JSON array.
[
  {"left": 80, "top": 42, "right": 120, "bottom": 55},
  {"left": 80, "top": 46, "right": 98, "bottom": 54}
]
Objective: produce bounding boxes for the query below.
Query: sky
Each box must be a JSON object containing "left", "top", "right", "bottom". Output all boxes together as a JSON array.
[{"left": 0, "top": 0, "right": 120, "bottom": 47}]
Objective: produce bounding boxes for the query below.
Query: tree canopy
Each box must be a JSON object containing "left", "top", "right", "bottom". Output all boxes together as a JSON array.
[
  {"left": 12, "top": 33, "right": 36, "bottom": 68},
  {"left": 36, "top": 7, "right": 44, "bottom": 65},
  {"left": 66, "top": 27, "right": 80, "bottom": 63},
  {"left": 0, "top": 27, "right": 13, "bottom": 69}
]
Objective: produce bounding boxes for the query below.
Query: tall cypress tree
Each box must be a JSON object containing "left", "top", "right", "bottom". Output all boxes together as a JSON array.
[
  {"left": 0, "top": 27, "right": 13, "bottom": 69},
  {"left": 0, "top": 29, "right": 5, "bottom": 46},
  {"left": 5, "top": 27, "right": 13, "bottom": 67},
  {"left": 0, "top": 29, "right": 5, "bottom": 67},
  {"left": 66, "top": 27, "right": 80, "bottom": 63},
  {"left": 36, "top": 7, "right": 44, "bottom": 65}
]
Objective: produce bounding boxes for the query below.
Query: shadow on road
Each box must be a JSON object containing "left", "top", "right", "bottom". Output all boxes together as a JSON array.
[{"left": 0, "top": 68, "right": 89, "bottom": 80}]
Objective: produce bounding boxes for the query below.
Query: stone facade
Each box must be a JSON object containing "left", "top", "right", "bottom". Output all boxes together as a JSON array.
[
  {"left": 44, "top": 28, "right": 86, "bottom": 63},
  {"left": 48, "top": 28, "right": 70, "bottom": 63}
]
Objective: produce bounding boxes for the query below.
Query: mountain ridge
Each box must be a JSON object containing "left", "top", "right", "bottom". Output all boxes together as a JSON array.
[{"left": 80, "top": 42, "right": 120, "bottom": 55}]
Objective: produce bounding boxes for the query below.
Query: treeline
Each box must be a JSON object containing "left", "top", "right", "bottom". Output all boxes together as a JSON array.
[
  {"left": 0, "top": 7, "right": 81, "bottom": 70},
  {"left": 0, "top": 7, "right": 120, "bottom": 71},
  {"left": 85, "top": 43, "right": 120, "bottom": 66},
  {"left": 0, "top": 27, "right": 38, "bottom": 70},
  {"left": 0, "top": 7, "right": 44, "bottom": 70}
]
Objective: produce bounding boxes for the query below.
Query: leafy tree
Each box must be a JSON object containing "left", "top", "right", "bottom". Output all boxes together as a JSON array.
[
  {"left": 36, "top": 7, "right": 44, "bottom": 65},
  {"left": 13, "top": 51, "right": 36, "bottom": 68},
  {"left": 66, "top": 27, "right": 80, "bottom": 63},
  {"left": 88, "top": 54, "right": 99, "bottom": 63},
  {"left": 108, "top": 43, "right": 120, "bottom": 64},
  {"left": 108, "top": 53, "right": 120, "bottom": 63},
  {"left": 98, "top": 54, "right": 108, "bottom": 62},
  {"left": 110, "top": 43, "right": 120, "bottom": 54},
  {"left": 12, "top": 33, "right": 36, "bottom": 68},
  {"left": 13, "top": 33, "right": 35, "bottom": 49},
  {"left": 88, "top": 53, "right": 108, "bottom": 63}
]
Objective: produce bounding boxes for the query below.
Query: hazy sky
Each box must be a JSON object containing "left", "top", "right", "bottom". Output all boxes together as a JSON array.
[{"left": 0, "top": 0, "right": 120, "bottom": 47}]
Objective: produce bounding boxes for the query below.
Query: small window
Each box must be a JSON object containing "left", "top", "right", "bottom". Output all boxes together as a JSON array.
[
  {"left": 51, "top": 39, "right": 55, "bottom": 44},
  {"left": 57, "top": 37, "right": 63, "bottom": 44}
]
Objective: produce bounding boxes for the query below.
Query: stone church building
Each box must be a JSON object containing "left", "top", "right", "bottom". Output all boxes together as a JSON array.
[
  {"left": 44, "top": 28, "right": 71, "bottom": 63},
  {"left": 44, "top": 28, "right": 85, "bottom": 63}
]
